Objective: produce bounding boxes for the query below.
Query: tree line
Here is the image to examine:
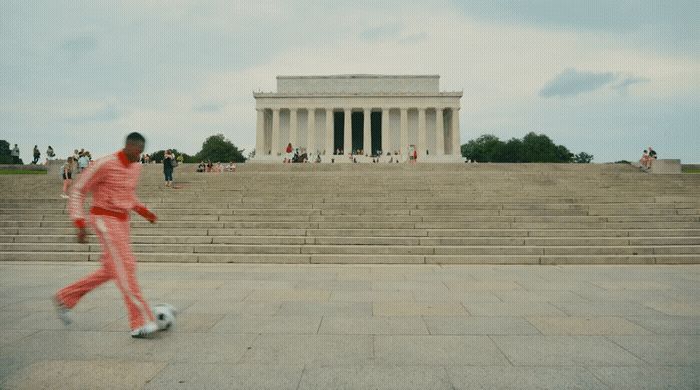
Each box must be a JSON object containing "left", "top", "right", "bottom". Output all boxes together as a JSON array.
[
  {"left": 3, "top": 132, "right": 593, "bottom": 165},
  {"left": 150, "top": 134, "right": 247, "bottom": 164},
  {"left": 461, "top": 133, "right": 593, "bottom": 163}
]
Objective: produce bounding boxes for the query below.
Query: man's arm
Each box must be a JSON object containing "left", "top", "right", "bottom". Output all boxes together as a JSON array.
[
  {"left": 68, "top": 158, "right": 110, "bottom": 241},
  {"left": 133, "top": 203, "right": 157, "bottom": 224}
]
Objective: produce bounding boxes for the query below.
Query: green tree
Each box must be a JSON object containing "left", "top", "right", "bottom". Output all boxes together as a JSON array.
[
  {"left": 574, "top": 152, "right": 594, "bottom": 163},
  {"left": 150, "top": 149, "right": 197, "bottom": 163},
  {"left": 494, "top": 138, "right": 525, "bottom": 163},
  {"left": 195, "top": 134, "right": 246, "bottom": 163},
  {"left": 460, "top": 133, "right": 584, "bottom": 163},
  {"left": 0, "top": 140, "right": 14, "bottom": 164},
  {"left": 461, "top": 134, "right": 502, "bottom": 162}
]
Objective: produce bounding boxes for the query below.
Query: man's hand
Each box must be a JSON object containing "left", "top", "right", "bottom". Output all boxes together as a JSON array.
[
  {"left": 77, "top": 227, "right": 88, "bottom": 243},
  {"left": 134, "top": 205, "right": 157, "bottom": 224}
]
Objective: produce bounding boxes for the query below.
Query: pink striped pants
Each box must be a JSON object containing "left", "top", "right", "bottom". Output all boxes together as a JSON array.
[{"left": 57, "top": 214, "right": 154, "bottom": 330}]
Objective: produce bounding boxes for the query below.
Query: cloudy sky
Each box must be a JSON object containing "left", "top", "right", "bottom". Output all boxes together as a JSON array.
[{"left": 1, "top": 1, "right": 698, "bottom": 162}]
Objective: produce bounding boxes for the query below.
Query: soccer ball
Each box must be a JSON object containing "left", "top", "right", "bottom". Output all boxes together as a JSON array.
[{"left": 152, "top": 303, "right": 177, "bottom": 331}]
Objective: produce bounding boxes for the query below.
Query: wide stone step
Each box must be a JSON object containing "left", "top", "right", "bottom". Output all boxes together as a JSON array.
[
  {"left": 4, "top": 214, "right": 698, "bottom": 225},
  {"left": 1, "top": 251, "right": 695, "bottom": 265},
  {"left": 3, "top": 235, "right": 700, "bottom": 247},
  {"left": 2, "top": 243, "right": 698, "bottom": 257}
]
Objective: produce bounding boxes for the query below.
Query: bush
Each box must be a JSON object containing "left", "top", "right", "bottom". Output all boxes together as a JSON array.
[
  {"left": 0, "top": 140, "right": 17, "bottom": 164},
  {"left": 195, "top": 134, "right": 246, "bottom": 163},
  {"left": 461, "top": 132, "right": 586, "bottom": 163},
  {"left": 148, "top": 149, "right": 197, "bottom": 164}
]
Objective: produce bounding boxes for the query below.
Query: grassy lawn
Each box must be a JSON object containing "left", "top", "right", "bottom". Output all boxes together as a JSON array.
[
  {"left": 681, "top": 168, "right": 700, "bottom": 174},
  {"left": 0, "top": 169, "right": 47, "bottom": 175}
]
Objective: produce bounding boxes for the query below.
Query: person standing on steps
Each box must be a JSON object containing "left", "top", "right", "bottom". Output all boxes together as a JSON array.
[
  {"left": 53, "top": 132, "right": 161, "bottom": 338},
  {"left": 60, "top": 157, "right": 75, "bottom": 198},
  {"left": 32, "top": 145, "right": 41, "bottom": 164},
  {"left": 163, "top": 149, "right": 175, "bottom": 187},
  {"left": 10, "top": 144, "right": 20, "bottom": 164}
]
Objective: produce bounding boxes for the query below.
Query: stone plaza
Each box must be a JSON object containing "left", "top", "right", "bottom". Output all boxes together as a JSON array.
[{"left": 1, "top": 262, "right": 698, "bottom": 389}]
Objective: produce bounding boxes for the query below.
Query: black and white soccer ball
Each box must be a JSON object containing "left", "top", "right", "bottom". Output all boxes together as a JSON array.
[{"left": 152, "top": 303, "right": 177, "bottom": 331}]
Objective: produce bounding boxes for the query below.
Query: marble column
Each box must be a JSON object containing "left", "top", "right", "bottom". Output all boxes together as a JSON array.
[
  {"left": 307, "top": 108, "right": 316, "bottom": 154},
  {"left": 325, "top": 109, "right": 334, "bottom": 155},
  {"left": 451, "top": 108, "right": 460, "bottom": 156},
  {"left": 400, "top": 108, "right": 408, "bottom": 156},
  {"left": 418, "top": 108, "right": 426, "bottom": 157},
  {"left": 381, "top": 109, "right": 390, "bottom": 155},
  {"left": 435, "top": 108, "right": 444, "bottom": 155},
  {"left": 363, "top": 108, "right": 371, "bottom": 155},
  {"left": 256, "top": 109, "right": 265, "bottom": 155},
  {"left": 289, "top": 108, "right": 297, "bottom": 149},
  {"left": 272, "top": 108, "right": 280, "bottom": 156},
  {"left": 344, "top": 108, "right": 352, "bottom": 154}
]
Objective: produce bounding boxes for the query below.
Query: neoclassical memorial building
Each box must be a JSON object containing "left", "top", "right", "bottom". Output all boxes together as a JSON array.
[{"left": 253, "top": 75, "right": 463, "bottom": 162}]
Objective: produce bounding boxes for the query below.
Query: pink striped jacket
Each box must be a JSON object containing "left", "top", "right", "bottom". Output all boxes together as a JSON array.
[{"left": 69, "top": 150, "right": 156, "bottom": 229}]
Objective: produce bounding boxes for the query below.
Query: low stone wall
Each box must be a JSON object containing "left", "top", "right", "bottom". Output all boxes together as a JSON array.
[
  {"left": 651, "top": 159, "right": 682, "bottom": 174},
  {"left": 0, "top": 164, "right": 48, "bottom": 171}
]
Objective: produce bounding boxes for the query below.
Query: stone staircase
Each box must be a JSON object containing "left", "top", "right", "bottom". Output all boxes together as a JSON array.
[{"left": 1, "top": 163, "right": 698, "bottom": 264}]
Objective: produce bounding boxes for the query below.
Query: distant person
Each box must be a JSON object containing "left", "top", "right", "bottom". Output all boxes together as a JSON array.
[
  {"left": 285, "top": 143, "right": 293, "bottom": 163},
  {"left": 60, "top": 157, "right": 75, "bottom": 198},
  {"left": 46, "top": 146, "right": 55, "bottom": 161},
  {"left": 78, "top": 153, "right": 89, "bottom": 173},
  {"left": 163, "top": 149, "right": 175, "bottom": 187},
  {"left": 10, "top": 144, "right": 20, "bottom": 164},
  {"left": 32, "top": 145, "right": 41, "bottom": 164},
  {"left": 648, "top": 147, "right": 657, "bottom": 163},
  {"left": 640, "top": 150, "right": 651, "bottom": 169},
  {"left": 54, "top": 132, "right": 160, "bottom": 338}
]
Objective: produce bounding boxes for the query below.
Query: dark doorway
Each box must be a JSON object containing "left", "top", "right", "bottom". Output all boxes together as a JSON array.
[
  {"left": 333, "top": 111, "right": 343, "bottom": 153},
  {"left": 371, "top": 111, "right": 382, "bottom": 155},
  {"left": 351, "top": 112, "right": 363, "bottom": 154}
]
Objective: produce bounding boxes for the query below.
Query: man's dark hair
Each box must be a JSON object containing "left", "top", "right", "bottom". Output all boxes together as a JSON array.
[{"left": 126, "top": 132, "right": 146, "bottom": 145}]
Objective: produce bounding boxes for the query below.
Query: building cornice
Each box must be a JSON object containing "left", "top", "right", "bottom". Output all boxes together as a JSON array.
[
  {"left": 253, "top": 92, "right": 463, "bottom": 98},
  {"left": 276, "top": 74, "right": 440, "bottom": 80}
]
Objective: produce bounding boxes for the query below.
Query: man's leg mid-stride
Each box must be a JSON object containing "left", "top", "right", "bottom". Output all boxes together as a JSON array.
[{"left": 55, "top": 214, "right": 156, "bottom": 336}]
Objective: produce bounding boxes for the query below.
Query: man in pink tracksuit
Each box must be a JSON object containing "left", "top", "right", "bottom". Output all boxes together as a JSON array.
[{"left": 54, "top": 132, "right": 160, "bottom": 338}]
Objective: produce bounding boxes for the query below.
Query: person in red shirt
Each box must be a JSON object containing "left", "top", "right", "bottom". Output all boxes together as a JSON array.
[{"left": 54, "top": 132, "right": 160, "bottom": 338}]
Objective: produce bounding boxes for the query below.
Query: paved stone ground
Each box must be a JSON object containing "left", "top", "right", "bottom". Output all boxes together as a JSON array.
[{"left": 1, "top": 262, "right": 698, "bottom": 389}]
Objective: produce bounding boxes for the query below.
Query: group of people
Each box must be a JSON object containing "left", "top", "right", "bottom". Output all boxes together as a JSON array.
[
  {"left": 59, "top": 149, "right": 93, "bottom": 198},
  {"left": 639, "top": 147, "right": 658, "bottom": 170},
  {"left": 284, "top": 144, "right": 422, "bottom": 164},
  {"left": 284, "top": 143, "right": 310, "bottom": 163},
  {"left": 8, "top": 144, "right": 57, "bottom": 165},
  {"left": 196, "top": 160, "right": 237, "bottom": 173}
]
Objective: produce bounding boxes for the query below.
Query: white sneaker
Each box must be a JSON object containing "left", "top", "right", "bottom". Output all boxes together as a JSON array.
[
  {"left": 130, "top": 321, "right": 159, "bottom": 338},
  {"left": 60, "top": 194, "right": 69, "bottom": 199},
  {"left": 53, "top": 295, "right": 72, "bottom": 326}
]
